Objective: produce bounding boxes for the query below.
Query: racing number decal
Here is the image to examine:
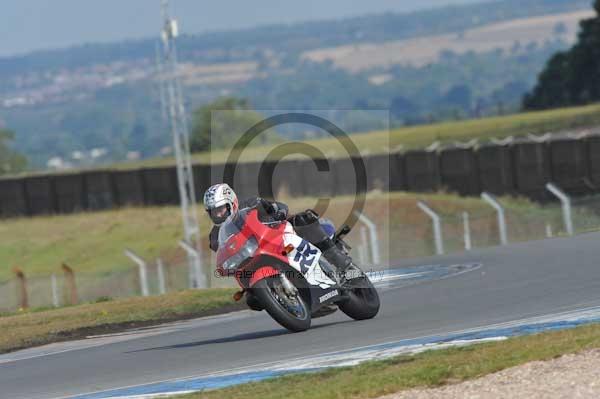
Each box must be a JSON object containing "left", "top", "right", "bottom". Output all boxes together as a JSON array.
[{"left": 294, "top": 240, "right": 318, "bottom": 273}]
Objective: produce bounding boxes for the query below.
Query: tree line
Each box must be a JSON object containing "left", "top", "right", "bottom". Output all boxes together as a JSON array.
[
  {"left": 524, "top": 1, "right": 600, "bottom": 109},
  {"left": 0, "top": 128, "right": 27, "bottom": 175}
]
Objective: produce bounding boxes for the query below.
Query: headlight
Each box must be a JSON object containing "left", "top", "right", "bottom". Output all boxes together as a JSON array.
[{"left": 222, "top": 237, "right": 259, "bottom": 270}]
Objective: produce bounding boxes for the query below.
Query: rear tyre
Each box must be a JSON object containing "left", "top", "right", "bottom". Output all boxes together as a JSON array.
[
  {"left": 253, "top": 276, "right": 311, "bottom": 332},
  {"left": 339, "top": 274, "right": 380, "bottom": 320}
]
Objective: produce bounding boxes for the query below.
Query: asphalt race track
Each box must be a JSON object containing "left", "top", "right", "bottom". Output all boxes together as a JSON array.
[{"left": 3, "top": 232, "right": 600, "bottom": 399}]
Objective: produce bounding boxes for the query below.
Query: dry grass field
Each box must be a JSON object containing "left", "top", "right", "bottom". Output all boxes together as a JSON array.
[{"left": 302, "top": 10, "right": 594, "bottom": 72}]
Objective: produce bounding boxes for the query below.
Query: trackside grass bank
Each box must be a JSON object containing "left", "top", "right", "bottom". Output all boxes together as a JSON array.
[
  {"left": 0, "top": 288, "right": 238, "bottom": 354},
  {"left": 114, "top": 102, "right": 600, "bottom": 168},
  {"left": 178, "top": 322, "right": 600, "bottom": 399},
  {"left": 0, "top": 192, "right": 561, "bottom": 282}
]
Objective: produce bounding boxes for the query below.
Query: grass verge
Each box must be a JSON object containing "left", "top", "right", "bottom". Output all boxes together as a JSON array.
[
  {"left": 3, "top": 191, "right": 598, "bottom": 283},
  {"left": 178, "top": 322, "right": 600, "bottom": 399},
  {"left": 113, "top": 102, "right": 600, "bottom": 168},
  {"left": 0, "top": 192, "right": 540, "bottom": 281},
  {"left": 0, "top": 205, "right": 213, "bottom": 282},
  {"left": 0, "top": 288, "right": 239, "bottom": 354}
]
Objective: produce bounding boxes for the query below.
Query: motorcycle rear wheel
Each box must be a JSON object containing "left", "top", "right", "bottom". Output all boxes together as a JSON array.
[
  {"left": 253, "top": 276, "right": 311, "bottom": 332},
  {"left": 339, "top": 274, "right": 380, "bottom": 320}
]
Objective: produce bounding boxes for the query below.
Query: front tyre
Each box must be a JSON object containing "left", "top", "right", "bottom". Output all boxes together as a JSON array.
[
  {"left": 253, "top": 276, "right": 311, "bottom": 332},
  {"left": 339, "top": 274, "right": 380, "bottom": 320}
]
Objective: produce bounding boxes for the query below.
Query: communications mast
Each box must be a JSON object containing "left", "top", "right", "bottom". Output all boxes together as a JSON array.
[{"left": 159, "top": 0, "right": 206, "bottom": 288}]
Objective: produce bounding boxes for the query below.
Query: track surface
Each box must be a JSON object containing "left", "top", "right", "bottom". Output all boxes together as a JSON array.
[{"left": 3, "top": 232, "right": 600, "bottom": 399}]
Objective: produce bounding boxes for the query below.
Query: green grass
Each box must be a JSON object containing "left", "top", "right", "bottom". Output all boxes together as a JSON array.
[
  {"left": 0, "top": 288, "right": 238, "bottom": 354},
  {"left": 178, "top": 322, "right": 600, "bottom": 399},
  {"left": 0, "top": 205, "right": 217, "bottom": 282},
  {"left": 7, "top": 103, "right": 600, "bottom": 175},
  {"left": 3, "top": 191, "right": 598, "bottom": 284},
  {"left": 112, "top": 102, "right": 600, "bottom": 169},
  {"left": 0, "top": 192, "right": 549, "bottom": 283}
]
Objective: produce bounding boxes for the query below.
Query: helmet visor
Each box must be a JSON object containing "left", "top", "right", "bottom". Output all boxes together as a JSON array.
[{"left": 208, "top": 204, "right": 231, "bottom": 225}]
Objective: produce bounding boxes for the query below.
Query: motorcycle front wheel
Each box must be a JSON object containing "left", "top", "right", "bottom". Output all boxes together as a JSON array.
[{"left": 253, "top": 275, "right": 311, "bottom": 332}]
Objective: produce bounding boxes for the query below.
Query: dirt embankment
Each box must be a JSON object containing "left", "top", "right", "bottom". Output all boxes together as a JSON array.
[{"left": 381, "top": 349, "right": 600, "bottom": 399}]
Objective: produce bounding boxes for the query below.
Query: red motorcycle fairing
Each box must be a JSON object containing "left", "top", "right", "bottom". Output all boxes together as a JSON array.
[
  {"left": 248, "top": 266, "right": 280, "bottom": 287},
  {"left": 216, "top": 208, "right": 341, "bottom": 312},
  {"left": 216, "top": 209, "right": 289, "bottom": 286}
]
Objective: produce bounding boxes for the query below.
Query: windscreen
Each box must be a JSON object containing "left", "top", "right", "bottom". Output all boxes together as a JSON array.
[{"left": 218, "top": 208, "right": 250, "bottom": 247}]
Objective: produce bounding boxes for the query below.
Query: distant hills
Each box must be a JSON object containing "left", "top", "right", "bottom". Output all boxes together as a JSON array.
[{"left": 0, "top": 0, "right": 592, "bottom": 169}]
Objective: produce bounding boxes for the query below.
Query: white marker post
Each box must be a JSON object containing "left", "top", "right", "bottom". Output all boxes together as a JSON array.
[
  {"left": 353, "top": 211, "right": 381, "bottom": 266},
  {"left": 417, "top": 201, "right": 444, "bottom": 255},
  {"left": 179, "top": 240, "right": 207, "bottom": 288},
  {"left": 358, "top": 226, "right": 369, "bottom": 265},
  {"left": 51, "top": 274, "right": 59, "bottom": 307},
  {"left": 481, "top": 192, "right": 508, "bottom": 245},
  {"left": 546, "top": 183, "right": 574, "bottom": 236},
  {"left": 156, "top": 258, "right": 167, "bottom": 295},
  {"left": 125, "top": 249, "right": 150, "bottom": 297},
  {"left": 462, "top": 212, "right": 472, "bottom": 251},
  {"left": 545, "top": 223, "right": 554, "bottom": 238}
]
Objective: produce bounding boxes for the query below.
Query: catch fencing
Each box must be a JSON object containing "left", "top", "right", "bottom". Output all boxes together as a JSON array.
[
  {"left": 2, "top": 190, "right": 600, "bottom": 312},
  {"left": 2, "top": 134, "right": 600, "bottom": 217}
]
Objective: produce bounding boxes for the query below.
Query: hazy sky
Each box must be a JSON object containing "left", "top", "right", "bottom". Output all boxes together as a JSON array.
[{"left": 0, "top": 0, "right": 483, "bottom": 57}]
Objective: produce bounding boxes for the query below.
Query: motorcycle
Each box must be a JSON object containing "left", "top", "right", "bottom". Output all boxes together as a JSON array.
[{"left": 216, "top": 207, "right": 380, "bottom": 332}]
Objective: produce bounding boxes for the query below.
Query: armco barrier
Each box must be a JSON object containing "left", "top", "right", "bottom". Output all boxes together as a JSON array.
[
  {"left": 439, "top": 148, "right": 480, "bottom": 196},
  {"left": 192, "top": 164, "right": 211, "bottom": 200},
  {"left": 141, "top": 167, "right": 178, "bottom": 205},
  {"left": 3, "top": 135, "right": 600, "bottom": 218},
  {"left": 587, "top": 136, "right": 600, "bottom": 188},
  {"left": 258, "top": 160, "right": 284, "bottom": 199},
  {"left": 112, "top": 170, "right": 145, "bottom": 206},
  {"left": 207, "top": 163, "right": 231, "bottom": 187},
  {"left": 54, "top": 173, "right": 86, "bottom": 213},
  {"left": 332, "top": 157, "right": 360, "bottom": 196},
  {"left": 390, "top": 153, "right": 406, "bottom": 192},
  {"left": 477, "top": 145, "right": 514, "bottom": 195},
  {"left": 512, "top": 142, "right": 551, "bottom": 200},
  {"left": 261, "top": 160, "right": 294, "bottom": 199},
  {"left": 299, "top": 158, "right": 334, "bottom": 197},
  {"left": 232, "top": 161, "right": 263, "bottom": 199},
  {"left": 24, "top": 176, "right": 55, "bottom": 215},
  {"left": 404, "top": 150, "right": 440, "bottom": 192},
  {"left": 83, "top": 171, "right": 115, "bottom": 210},
  {"left": 0, "top": 178, "right": 27, "bottom": 217},
  {"left": 366, "top": 154, "right": 395, "bottom": 192},
  {"left": 549, "top": 139, "right": 589, "bottom": 194}
]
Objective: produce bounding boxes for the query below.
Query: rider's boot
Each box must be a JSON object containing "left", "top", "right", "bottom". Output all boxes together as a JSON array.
[
  {"left": 315, "top": 237, "right": 353, "bottom": 272},
  {"left": 291, "top": 210, "right": 362, "bottom": 280}
]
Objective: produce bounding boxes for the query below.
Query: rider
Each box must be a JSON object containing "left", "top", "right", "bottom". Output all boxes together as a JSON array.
[{"left": 203, "top": 183, "right": 354, "bottom": 273}]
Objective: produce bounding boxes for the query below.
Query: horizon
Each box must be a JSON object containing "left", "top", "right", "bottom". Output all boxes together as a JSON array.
[{"left": 1, "top": 0, "right": 482, "bottom": 58}]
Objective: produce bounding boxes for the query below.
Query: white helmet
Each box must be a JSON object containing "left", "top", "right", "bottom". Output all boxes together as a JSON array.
[{"left": 203, "top": 183, "right": 239, "bottom": 225}]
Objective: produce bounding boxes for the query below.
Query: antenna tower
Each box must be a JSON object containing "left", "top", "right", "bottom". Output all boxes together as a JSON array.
[{"left": 159, "top": 0, "right": 206, "bottom": 288}]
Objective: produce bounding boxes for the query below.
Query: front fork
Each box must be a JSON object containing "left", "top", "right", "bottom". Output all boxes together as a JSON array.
[{"left": 233, "top": 266, "right": 283, "bottom": 309}]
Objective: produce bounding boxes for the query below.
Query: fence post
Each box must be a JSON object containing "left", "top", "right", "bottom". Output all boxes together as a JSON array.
[
  {"left": 125, "top": 249, "right": 150, "bottom": 296},
  {"left": 417, "top": 201, "right": 444, "bottom": 255},
  {"left": 156, "top": 258, "right": 167, "bottom": 295},
  {"left": 481, "top": 192, "right": 508, "bottom": 245},
  {"left": 546, "top": 223, "right": 554, "bottom": 238},
  {"left": 13, "top": 268, "right": 28, "bottom": 310},
  {"left": 358, "top": 226, "right": 369, "bottom": 264},
  {"left": 51, "top": 273, "right": 59, "bottom": 307},
  {"left": 353, "top": 211, "right": 381, "bottom": 265},
  {"left": 61, "top": 263, "right": 78, "bottom": 305},
  {"left": 179, "top": 240, "right": 207, "bottom": 289},
  {"left": 462, "top": 212, "right": 472, "bottom": 251},
  {"left": 546, "top": 183, "right": 574, "bottom": 236}
]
